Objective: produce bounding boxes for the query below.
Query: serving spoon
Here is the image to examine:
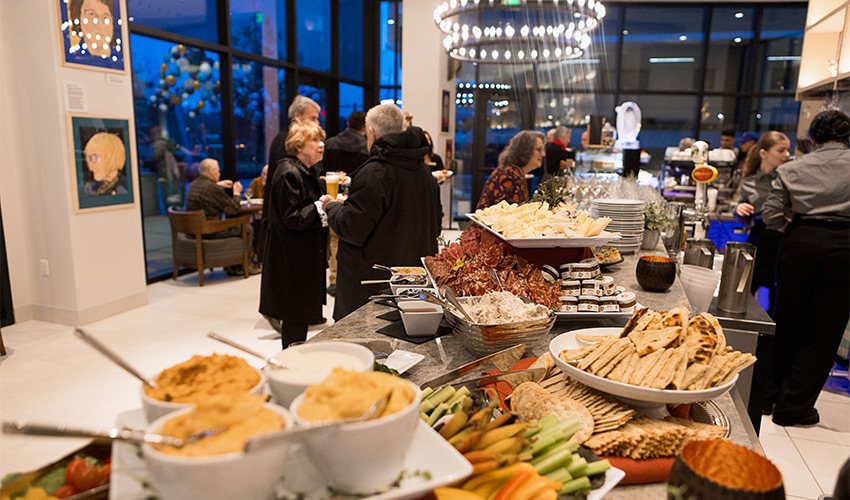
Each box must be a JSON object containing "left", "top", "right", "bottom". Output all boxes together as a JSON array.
[
  {"left": 488, "top": 268, "right": 505, "bottom": 291},
  {"left": 439, "top": 285, "right": 475, "bottom": 323},
  {"left": 1, "top": 420, "right": 223, "bottom": 448},
  {"left": 75, "top": 327, "right": 158, "bottom": 389},
  {"left": 206, "top": 332, "right": 290, "bottom": 369}
]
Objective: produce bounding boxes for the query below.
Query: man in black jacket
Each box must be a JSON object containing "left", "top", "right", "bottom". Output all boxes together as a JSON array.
[
  {"left": 322, "top": 111, "right": 369, "bottom": 296},
  {"left": 320, "top": 104, "right": 441, "bottom": 320}
]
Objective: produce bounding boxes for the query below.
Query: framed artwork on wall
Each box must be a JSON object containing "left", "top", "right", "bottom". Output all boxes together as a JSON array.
[
  {"left": 441, "top": 90, "right": 451, "bottom": 132},
  {"left": 58, "top": 0, "right": 125, "bottom": 73},
  {"left": 67, "top": 115, "right": 135, "bottom": 212}
]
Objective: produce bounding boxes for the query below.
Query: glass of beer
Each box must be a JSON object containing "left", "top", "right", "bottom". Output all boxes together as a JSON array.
[{"left": 326, "top": 172, "right": 340, "bottom": 198}]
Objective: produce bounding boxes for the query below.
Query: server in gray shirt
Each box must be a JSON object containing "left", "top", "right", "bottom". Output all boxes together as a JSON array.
[
  {"left": 734, "top": 131, "right": 791, "bottom": 316},
  {"left": 761, "top": 110, "right": 850, "bottom": 427}
]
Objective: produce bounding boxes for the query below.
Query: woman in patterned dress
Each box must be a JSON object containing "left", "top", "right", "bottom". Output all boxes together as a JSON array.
[{"left": 476, "top": 130, "right": 545, "bottom": 209}]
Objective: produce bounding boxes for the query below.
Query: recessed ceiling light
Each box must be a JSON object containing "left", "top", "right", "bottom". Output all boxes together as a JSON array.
[
  {"left": 679, "top": 35, "right": 687, "bottom": 41},
  {"left": 734, "top": 12, "right": 744, "bottom": 18}
]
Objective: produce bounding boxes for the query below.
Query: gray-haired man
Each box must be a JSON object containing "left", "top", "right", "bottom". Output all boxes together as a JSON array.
[{"left": 320, "top": 104, "right": 441, "bottom": 320}]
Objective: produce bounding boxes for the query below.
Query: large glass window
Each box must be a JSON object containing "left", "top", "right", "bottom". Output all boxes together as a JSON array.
[
  {"left": 619, "top": 94, "right": 698, "bottom": 161},
  {"left": 232, "top": 58, "right": 286, "bottom": 187},
  {"left": 755, "top": 6, "right": 806, "bottom": 93},
  {"left": 128, "top": 1, "right": 218, "bottom": 44},
  {"left": 131, "top": 35, "right": 222, "bottom": 278},
  {"left": 748, "top": 96, "right": 800, "bottom": 146},
  {"left": 339, "top": 0, "right": 364, "bottom": 80},
  {"left": 705, "top": 8, "right": 756, "bottom": 92},
  {"left": 620, "top": 7, "right": 706, "bottom": 92},
  {"left": 380, "top": 1, "right": 402, "bottom": 86},
  {"left": 296, "top": 0, "right": 331, "bottom": 72},
  {"left": 230, "top": 0, "right": 286, "bottom": 61},
  {"left": 699, "top": 95, "right": 747, "bottom": 148},
  {"left": 339, "top": 83, "right": 364, "bottom": 133}
]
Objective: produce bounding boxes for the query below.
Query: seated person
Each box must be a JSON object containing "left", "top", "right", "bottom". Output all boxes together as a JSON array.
[
  {"left": 248, "top": 165, "right": 267, "bottom": 199},
  {"left": 543, "top": 126, "right": 575, "bottom": 179},
  {"left": 186, "top": 158, "right": 259, "bottom": 274}
]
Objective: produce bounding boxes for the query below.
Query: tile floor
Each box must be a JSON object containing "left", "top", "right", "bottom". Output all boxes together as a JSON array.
[{"left": 1, "top": 267, "right": 849, "bottom": 499}]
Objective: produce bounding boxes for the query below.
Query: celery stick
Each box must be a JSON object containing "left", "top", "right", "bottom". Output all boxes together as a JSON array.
[
  {"left": 420, "top": 399, "right": 436, "bottom": 414},
  {"left": 421, "top": 387, "right": 434, "bottom": 400},
  {"left": 561, "top": 420, "right": 582, "bottom": 441},
  {"left": 529, "top": 429, "right": 566, "bottom": 456},
  {"left": 420, "top": 411, "right": 430, "bottom": 421},
  {"left": 584, "top": 459, "right": 611, "bottom": 477},
  {"left": 538, "top": 414, "right": 560, "bottom": 431},
  {"left": 545, "top": 468, "right": 572, "bottom": 484},
  {"left": 560, "top": 476, "right": 591, "bottom": 495},
  {"left": 522, "top": 420, "right": 542, "bottom": 439},
  {"left": 426, "top": 402, "right": 449, "bottom": 426},
  {"left": 445, "top": 386, "right": 470, "bottom": 407},
  {"left": 532, "top": 441, "right": 575, "bottom": 466},
  {"left": 562, "top": 436, "right": 580, "bottom": 453},
  {"left": 534, "top": 448, "right": 574, "bottom": 475},
  {"left": 566, "top": 456, "right": 587, "bottom": 477},
  {"left": 425, "top": 385, "right": 455, "bottom": 405}
]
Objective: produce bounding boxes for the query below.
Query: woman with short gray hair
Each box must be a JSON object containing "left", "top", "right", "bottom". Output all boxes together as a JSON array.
[{"left": 476, "top": 130, "right": 545, "bottom": 209}]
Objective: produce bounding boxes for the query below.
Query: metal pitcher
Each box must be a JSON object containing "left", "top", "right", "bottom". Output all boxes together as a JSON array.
[
  {"left": 717, "top": 242, "right": 757, "bottom": 313},
  {"left": 683, "top": 238, "right": 716, "bottom": 269}
]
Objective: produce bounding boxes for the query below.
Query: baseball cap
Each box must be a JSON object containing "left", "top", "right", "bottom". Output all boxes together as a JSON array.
[{"left": 740, "top": 131, "right": 759, "bottom": 144}]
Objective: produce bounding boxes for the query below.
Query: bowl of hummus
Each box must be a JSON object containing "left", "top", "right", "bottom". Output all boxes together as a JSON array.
[
  {"left": 143, "top": 392, "right": 291, "bottom": 500},
  {"left": 265, "top": 341, "right": 374, "bottom": 406},
  {"left": 141, "top": 353, "right": 266, "bottom": 423},
  {"left": 289, "top": 369, "right": 421, "bottom": 494}
]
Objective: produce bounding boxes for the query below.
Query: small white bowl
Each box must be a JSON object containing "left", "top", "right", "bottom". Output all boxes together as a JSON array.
[
  {"left": 389, "top": 274, "right": 429, "bottom": 295},
  {"left": 142, "top": 403, "right": 292, "bottom": 500},
  {"left": 140, "top": 368, "right": 267, "bottom": 423},
  {"left": 289, "top": 380, "right": 422, "bottom": 494},
  {"left": 398, "top": 301, "right": 443, "bottom": 337},
  {"left": 265, "top": 342, "right": 374, "bottom": 407}
]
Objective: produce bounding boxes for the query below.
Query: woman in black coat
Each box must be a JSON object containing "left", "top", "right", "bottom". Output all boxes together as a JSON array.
[{"left": 259, "top": 120, "right": 328, "bottom": 348}]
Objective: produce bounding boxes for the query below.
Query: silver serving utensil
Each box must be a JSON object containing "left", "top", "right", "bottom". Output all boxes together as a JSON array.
[
  {"left": 74, "top": 327, "right": 158, "bottom": 388},
  {"left": 243, "top": 396, "right": 388, "bottom": 453},
  {"left": 1, "top": 420, "right": 225, "bottom": 448},
  {"left": 489, "top": 268, "right": 505, "bottom": 291},
  {"left": 419, "top": 290, "right": 453, "bottom": 309},
  {"left": 206, "top": 332, "right": 289, "bottom": 369},
  {"left": 439, "top": 285, "right": 475, "bottom": 323},
  {"left": 372, "top": 264, "right": 395, "bottom": 273}
]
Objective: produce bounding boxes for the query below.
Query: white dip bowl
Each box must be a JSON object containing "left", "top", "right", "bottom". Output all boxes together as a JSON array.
[
  {"left": 265, "top": 341, "right": 374, "bottom": 407},
  {"left": 142, "top": 403, "right": 292, "bottom": 500},
  {"left": 289, "top": 379, "right": 422, "bottom": 494}
]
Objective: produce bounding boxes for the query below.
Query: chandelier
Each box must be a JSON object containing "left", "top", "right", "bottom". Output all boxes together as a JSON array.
[{"left": 434, "top": 0, "right": 605, "bottom": 64}]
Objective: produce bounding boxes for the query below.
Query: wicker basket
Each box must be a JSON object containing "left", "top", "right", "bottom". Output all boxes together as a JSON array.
[{"left": 444, "top": 297, "right": 556, "bottom": 357}]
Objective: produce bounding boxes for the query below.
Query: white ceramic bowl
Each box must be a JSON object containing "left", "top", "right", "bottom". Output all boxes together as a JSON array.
[
  {"left": 140, "top": 368, "right": 267, "bottom": 423},
  {"left": 549, "top": 327, "right": 737, "bottom": 407},
  {"left": 389, "top": 274, "right": 430, "bottom": 295},
  {"left": 142, "top": 403, "right": 292, "bottom": 500},
  {"left": 289, "top": 380, "right": 422, "bottom": 494},
  {"left": 265, "top": 342, "right": 374, "bottom": 407},
  {"left": 398, "top": 301, "right": 443, "bottom": 337}
]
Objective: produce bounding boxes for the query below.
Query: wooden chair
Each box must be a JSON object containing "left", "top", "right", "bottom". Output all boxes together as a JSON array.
[{"left": 167, "top": 207, "right": 250, "bottom": 286}]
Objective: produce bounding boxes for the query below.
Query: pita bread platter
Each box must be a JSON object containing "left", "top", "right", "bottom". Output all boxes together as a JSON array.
[{"left": 548, "top": 308, "right": 755, "bottom": 407}]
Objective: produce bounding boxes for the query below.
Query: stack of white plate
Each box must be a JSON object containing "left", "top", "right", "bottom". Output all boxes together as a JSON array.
[{"left": 592, "top": 199, "right": 645, "bottom": 254}]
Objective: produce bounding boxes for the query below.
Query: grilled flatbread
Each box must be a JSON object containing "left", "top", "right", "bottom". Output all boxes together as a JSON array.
[
  {"left": 629, "top": 348, "right": 666, "bottom": 386},
  {"left": 628, "top": 326, "right": 680, "bottom": 356},
  {"left": 620, "top": 308, "right": 649, "bottom": 337},
  {"left": 683, "top": 313, "right": 719, "bottom": 365},
  {"left": 640, "top": 348, "right": 674, "bottom": 387},
  {"left": 588, "top": 338, "right": 632, "bottom": 375}
]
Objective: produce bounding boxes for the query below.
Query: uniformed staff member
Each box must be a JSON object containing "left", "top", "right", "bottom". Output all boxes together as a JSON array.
[{"left": 761, "top": 109, "right": 850, "bottom": 427}]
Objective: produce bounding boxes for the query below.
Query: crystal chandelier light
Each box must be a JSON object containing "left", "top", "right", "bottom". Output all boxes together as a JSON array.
[{"left": 434, "top": 0, "right": 605, "bottom": 64}]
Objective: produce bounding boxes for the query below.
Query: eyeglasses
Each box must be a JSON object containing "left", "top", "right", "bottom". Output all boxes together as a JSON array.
[{"left": 536, "top": 147, "right": 545, "bottom": 152}]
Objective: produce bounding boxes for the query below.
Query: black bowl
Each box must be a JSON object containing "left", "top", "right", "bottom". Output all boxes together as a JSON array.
[{"left": 635, "top": 255, "right": 676, "bottom": 292}]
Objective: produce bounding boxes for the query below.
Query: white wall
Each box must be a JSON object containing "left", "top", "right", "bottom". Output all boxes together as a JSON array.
[
  {"left": 0, "top": 0, "right": 147, "bottom": 325},
  {"left": 401, "top": 0, "right": 455, "bottom": 158}
]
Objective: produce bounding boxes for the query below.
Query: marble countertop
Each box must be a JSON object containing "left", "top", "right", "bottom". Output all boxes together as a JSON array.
[{"left": 310, "top": 246, "right": 763, "bottom": 498}]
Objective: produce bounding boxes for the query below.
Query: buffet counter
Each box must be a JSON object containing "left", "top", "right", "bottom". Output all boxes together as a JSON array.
[{"left": 309, "top": 247, "right": 765, "bottom": 498}]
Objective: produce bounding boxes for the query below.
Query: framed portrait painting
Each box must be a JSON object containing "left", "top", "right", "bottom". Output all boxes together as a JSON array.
[
  {"left": 58, "top": 0, "right": 125, "bottom": 72},
  {"left": 441, "top": 90, "right": 451, "bottom": 132},
  {"left": 67, "top": 115, "right": 135, "bottom": 212}
]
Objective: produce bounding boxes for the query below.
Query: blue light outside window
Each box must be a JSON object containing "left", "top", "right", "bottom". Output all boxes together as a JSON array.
[
  {"left": 339, "top": 0, "right": 364, "bottom": 80},
  {"left": 297, "top": 0, "right": 331, "bottom": 72},
  {"left": 128, "top": 1, "right": 218, "bottom": 44},
  {"left": 339, "top": 83, "right": 364, "bottom": 133},
  {"left": 230, "top": 0, "right": 287, "bottom": 61}
]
